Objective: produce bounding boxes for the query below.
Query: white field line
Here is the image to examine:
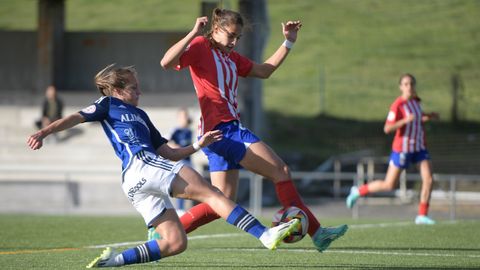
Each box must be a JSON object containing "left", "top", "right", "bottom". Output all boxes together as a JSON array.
[
  {"left": 3, "top": 221, "right": 477, "bottom": 258},
  {"left": 86, "top": 220, "right": 460, "bottom": 249},
  {"left": 348, "top": 220, "right": 458, "bottom": 229},
  {"left": 207, "top": 248, "right": 480, "bottom": 259},
  {"left": 85, "top": 233, "right": 245, "bottom": 249}
]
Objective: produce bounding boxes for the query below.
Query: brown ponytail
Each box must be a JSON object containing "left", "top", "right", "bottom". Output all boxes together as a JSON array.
[{"left": 205, "top": 8, "right": 244, "bottom": 41}]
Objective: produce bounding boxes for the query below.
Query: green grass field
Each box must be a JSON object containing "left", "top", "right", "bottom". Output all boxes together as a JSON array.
[{"left": 1, "top": 215, "right": 479, "bottom": 269}]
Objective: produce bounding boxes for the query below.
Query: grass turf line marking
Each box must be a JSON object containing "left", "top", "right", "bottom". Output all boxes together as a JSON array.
[
  {"left": 349, "top": 220, "right": 458, "bottom": 229},
  {"left": 85, "top": 233, "right": 245, "bottom": 249},
  {"left": 87, "top": 220, "right": 454, "bottom": 248},
  {"left": 0, "top": 220, "right": 468, "bottom": 256},
  {"left": 0, "top": 247, "right": 80, "bottom": 255},
  {"left": 208, "top": 248, "right": 480, "bottom": 259}
]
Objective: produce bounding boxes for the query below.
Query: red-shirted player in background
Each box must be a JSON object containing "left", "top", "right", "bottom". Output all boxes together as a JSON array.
[
  {"left": 346, "top": 73, "right": 439, "bottom": 225},
  {"left": 160, "top": 8, "right": 347, "bottom": 251}
]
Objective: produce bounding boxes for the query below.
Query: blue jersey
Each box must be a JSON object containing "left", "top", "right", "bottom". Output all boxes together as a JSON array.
[
  {"left": 79, "top": 96, "right": 168, "bottom": 171},
  {"left": 170, "top": 128, "right": 192, "bottom": 161}
]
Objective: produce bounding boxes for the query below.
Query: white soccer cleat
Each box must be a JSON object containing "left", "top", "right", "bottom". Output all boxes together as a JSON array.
[
  {"left": 260, "top": 219, "right": 299, "bottom": 250},
  {"left": 86, "top": 247, "right": 119, "bottom": 268},
  {"left": 415, "top": 215, "right": 436, "bottom": 225},
  {"left": 346, "top": 186, "right": 360, "bottom": 209}
]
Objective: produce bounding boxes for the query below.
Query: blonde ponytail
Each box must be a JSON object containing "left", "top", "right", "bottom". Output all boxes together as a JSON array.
[{"left": 94, "top": 64, "right": 137, "bottom": 96}]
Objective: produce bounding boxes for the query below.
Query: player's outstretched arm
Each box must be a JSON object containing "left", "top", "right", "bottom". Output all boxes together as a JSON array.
[
  {"left": 248, "top": 20, "right": 302, "bottom": 79},
  {"left": 157, "top": 130, "right": 222, "bottom": 161},
  {"left": 27, "top": 113, "right": 85, "bottom": 150},
  {"left": 160, "top": 17, "right": 208, "bottom": 70}
]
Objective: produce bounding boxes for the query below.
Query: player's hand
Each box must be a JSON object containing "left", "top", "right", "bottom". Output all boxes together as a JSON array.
[
  {"left": 422, "top": 112, "right": 440, "bottom": 122},
  {"left": 198, "top": 130, "right": 223, "bottom": 148},
  {"left": 27, "top": 131, "right": 45, "bottom": 150},
  {"left": 282, "top": 20, "right": 302, "bottom": 42},
  {"left": 192, "top": 16, "right": 208, "bottom": 36},
  {"left": 429, "top": 112, "right": 440, "bottom": 120},
  {"left": 405, "top": 114, "right": 415, "bottom": 123}
]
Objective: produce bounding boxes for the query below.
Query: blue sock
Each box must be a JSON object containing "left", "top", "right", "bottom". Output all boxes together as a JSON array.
[
  {"left": 226, "top": 204, "right": 266, "bottom": 238},
  {"left": 121, "top": 240, "right": 161, "bottom": 265}
]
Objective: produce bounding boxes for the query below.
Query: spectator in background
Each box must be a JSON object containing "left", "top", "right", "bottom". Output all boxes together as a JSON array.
[
  {"left": 35, "top": 85, "right": 63, "bottom": 127},
  {"left": 169, "top": 108, "right": 193, "bottom": 216}
]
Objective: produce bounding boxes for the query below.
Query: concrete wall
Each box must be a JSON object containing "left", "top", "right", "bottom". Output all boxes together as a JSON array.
[
  {"left": 0, "top": 30, "right": 193, "bottom": 93},
  {"left": 0, "top": 31, "right": 37, "bottom": 90}
]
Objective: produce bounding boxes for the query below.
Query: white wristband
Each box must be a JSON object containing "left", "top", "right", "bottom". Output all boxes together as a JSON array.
[
  {"left": 282, "top": 39, "right": 294, "bottom": 49},
  {"left": 192, "top": 142, "right": 201, "bottom": 151}
]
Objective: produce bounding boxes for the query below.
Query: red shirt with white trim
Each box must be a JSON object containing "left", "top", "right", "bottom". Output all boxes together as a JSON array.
[
  {"left": 385, "top": 96, "right": 427, "bottom": 153},
  {"left": 175, "top": 36, "right": 253, "bottom": 134}
]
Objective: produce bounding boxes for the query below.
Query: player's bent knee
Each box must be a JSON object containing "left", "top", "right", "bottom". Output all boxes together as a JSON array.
[
  {"left": 281, "top": 164, "right": 291, "bottom": 178},
  {"left": 173, "top": 239, "right": 188, "bottom": 254},
  {"left": 166, "top": 231, "right": 188, "bottom": 254},
  {"left": 271, "top": 164, "right": 291, "bottom": 183}
]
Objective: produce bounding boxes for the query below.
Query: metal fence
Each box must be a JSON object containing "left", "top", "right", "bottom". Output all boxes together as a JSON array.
[
  {"left": 244, "top": 168, "right": 480, "bottom": 219},
  {"left": 1, "top": 164, "right": 479, "bottom": 219}
]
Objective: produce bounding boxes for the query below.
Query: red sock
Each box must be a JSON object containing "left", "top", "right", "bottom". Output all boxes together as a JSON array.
[
  {"left": 275, "top": 180, "right": 320, "bottom": 236},
  {"left": 418, "top": 202, "right": 429, "bottom": 216},
  {"left": 359, "top": 184, "right": 369, "bottom": 196},
  {"left": 180, "top": 203, "right": 220, "bottom": 233}
]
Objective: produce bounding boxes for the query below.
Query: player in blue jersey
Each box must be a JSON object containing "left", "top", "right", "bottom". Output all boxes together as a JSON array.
[{"left": 27, "top": 64, "right": 299, "bottom": 268}]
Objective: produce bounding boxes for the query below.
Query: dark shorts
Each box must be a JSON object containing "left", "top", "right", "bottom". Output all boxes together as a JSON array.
[
  {"left": 201, "top": 121, "right": 260, "bottom": 172},
  {"left": 389, "top": 150, "right": 430, "bottom": 169}
]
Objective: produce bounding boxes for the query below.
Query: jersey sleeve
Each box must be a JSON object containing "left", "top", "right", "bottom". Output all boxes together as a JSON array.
[
  {"left": 78, "top": 96, "right": 109, "bottom": 122},
  {"left": 229, "top": 51, "right": 253, "bottom": 77},
  {"left": 385, "top": 100, "right": 402, "bottom": 125},
  {"left": 176, "top": 36, "right": 206, "bottom": 70}
]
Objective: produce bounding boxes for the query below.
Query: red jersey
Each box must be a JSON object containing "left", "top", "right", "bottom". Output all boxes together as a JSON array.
[
  {"left": 386, "top": 96, "right": 427, "bottom": 153},
  {"left": 176, "top": 36, "right": 253, "bottom": 134}
]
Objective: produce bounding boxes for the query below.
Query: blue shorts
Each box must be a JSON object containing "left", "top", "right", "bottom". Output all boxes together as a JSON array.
[
  {"left": 201, "top": 121, "right": 260, "bottom": 172},
  {"left": 389, "top": 150, "right": 430, "bottom": 169}
]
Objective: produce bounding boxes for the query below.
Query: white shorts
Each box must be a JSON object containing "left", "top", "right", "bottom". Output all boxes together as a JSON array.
[{"left": 122, "top": 150, "right": 184, "bottom": 227}]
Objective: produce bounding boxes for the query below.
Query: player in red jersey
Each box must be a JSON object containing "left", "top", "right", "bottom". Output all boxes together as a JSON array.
[
  {"left": 160, "top": 8, "right": 347, "bottom": 251},
  {"left": 346, "top": 74, "right": 439, "bottom": 225}
]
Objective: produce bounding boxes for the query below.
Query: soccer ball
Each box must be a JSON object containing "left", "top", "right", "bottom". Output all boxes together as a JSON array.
[{"left": 271, "top": 206, "right": 309, "bottom": 243}]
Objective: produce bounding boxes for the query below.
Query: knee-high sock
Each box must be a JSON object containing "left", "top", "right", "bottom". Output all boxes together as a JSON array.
[
  {"left": 418, "top": 202, "right": 429, "bottom": 216},
  {"left": 359, "top": 184, "right": 369, "bottom": 196},
  {"left": 180, "top": 203, "right": 220, "bottom": 233},
  {"left": 275, "top": 180, "right": 320, "bottom": 236},
  {"left": 119, "top": 240, "right": 161, "bottom": 266},
  {"left": 226, "top": 204, "right": 266, "bottom": 238}
]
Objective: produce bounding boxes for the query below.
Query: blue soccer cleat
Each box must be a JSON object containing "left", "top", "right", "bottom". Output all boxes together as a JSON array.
[
  {"left": 346, "top": 186, "right": 360, "bottom": 209},
  {"left": 312, "top": 224, "right": 348, "bottom": 252},
  {"left": 415, "top": 215, "right": 436, "bottom": 225}
]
